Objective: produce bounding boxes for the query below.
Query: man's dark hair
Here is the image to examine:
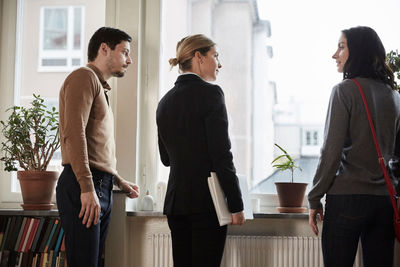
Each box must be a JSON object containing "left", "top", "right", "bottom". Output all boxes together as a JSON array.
[
  {"left": 342, "top": 26, "right": 395, "bottom": 90},
  {"left": 87, "top": 27, "right": 132, "bottom": 62}
]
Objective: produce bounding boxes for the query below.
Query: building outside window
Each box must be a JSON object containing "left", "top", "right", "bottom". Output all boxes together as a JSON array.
[{"left": 38, "top": 6, "right": 85, "bottom": 72}]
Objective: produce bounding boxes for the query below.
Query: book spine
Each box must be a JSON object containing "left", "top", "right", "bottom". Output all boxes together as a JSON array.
[
  {"left": 32, "top": 254, "right": 38, "bottom": 267},
  {"left": 20, "top": 218, "right": 34, "bottom": 253},
  {"left": 17, "top": 251, "right": 23, "bottom": 267},
  {"left": 44, "top": 220, "right": 59, "bottom": 253},
  {"left": 8, "top": 217, "right": 23, "bottom": 252},
  {"left": 1, "top": 216, "right": 16, "bottom": 266},
  {"left": 0, "top": 217, "right": 11, "bottom": 251},
  {"left": 30, "top": 218, "right": 45, "bottom": 253},
  {"left": 26, "top": 219, "right": 40, "bottom": 252},
  {"left": 17, "top": 218, "right": 31, "bottom": 252},
  {"left": 47, "top": 222, "right": 61, "bottom": 254},
  {"left": 51, "top": 228, "right": 64, "bottom": 267},
  {"left": 0, "top": 216, "right": 7, "bottom": 251},
  {"left": 38, "top": 219, "right": 54, "bottom": 253},
  {"left": 4, "top": 216, "right": 17, "bottom": 250},
  {"left": 14, "top": 218, "right": 27, "bottom": 252}
]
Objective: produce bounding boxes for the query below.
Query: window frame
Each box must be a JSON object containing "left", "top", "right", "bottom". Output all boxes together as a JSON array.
[{"left": 0, "top": 0, "right": 22, "bottom": 204}]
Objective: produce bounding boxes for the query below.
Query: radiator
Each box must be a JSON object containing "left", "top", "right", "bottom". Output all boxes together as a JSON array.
[
  {"left": 151, "top": 233, "right": 174, "bottom": 267},
  {"left": 149, "top": 234, "right": 363, "bottom": 267}
]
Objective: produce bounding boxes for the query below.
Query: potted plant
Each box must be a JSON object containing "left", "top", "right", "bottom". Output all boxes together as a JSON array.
[
  {"left": 271, "top": 143, "right": 308, "bottom": 213},
  {"left": 387, "top": 50, "right": 400, "bottom": 91},
  {"left": 1, "top": 94, "right": 60, "bottom": 210}
]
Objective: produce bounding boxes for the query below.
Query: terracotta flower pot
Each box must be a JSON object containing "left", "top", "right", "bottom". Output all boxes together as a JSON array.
[
  {"left": 17, "top": 170, "right": 58, "bottom": 210},
  {"left": 275, "top": 182, "right": 308, "bottom": 213}
]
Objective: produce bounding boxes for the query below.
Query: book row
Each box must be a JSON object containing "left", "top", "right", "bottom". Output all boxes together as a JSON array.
[{"left": 0, "top": 216, "right": 66, "bottom": 267}]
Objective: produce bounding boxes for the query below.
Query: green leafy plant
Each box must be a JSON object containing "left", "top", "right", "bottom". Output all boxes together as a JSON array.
[
  {"left": 0, "top": 94, "right": 60, "bottom": 171},
  {"left": 387, "top": 50, "right": 400, "bottom": 92},
  {"left": 271, "top": 143, "right": 302, "bottom": 183}
]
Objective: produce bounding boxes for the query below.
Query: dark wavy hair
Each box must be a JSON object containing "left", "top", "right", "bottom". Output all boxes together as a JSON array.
[
  {"left": 342, "top": 26, "right": 395, "bottom": 90},
  {"left": 88, "top": 27, "right": 132, "bottom": 62}
]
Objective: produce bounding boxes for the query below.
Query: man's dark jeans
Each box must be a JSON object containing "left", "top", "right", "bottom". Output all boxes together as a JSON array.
[
  {"left": 56, "top": 165, "right": 114, "bottom": 267},
  {"left": 322, "top": 194, "right": 394, "bottom": 267}
]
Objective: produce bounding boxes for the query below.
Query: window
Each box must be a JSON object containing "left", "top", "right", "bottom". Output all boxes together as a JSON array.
[
  {"left": 156, "top": 0, "right": 400, "bottom": 201},
  {"left": 38, "top": 6, "right": 85, "bottom": 72},
  {"left": 300, "top": 127, "right": 323, "bottom": 156},
  {"left": 253, "top": 0, "right": 400, "bottom": 196},
  {"left": 158, "top": 0, "right": 274, "bottom": 191},
  {"left": 303, "top": 129, "right": 320, "bottom": 147},
  {"left": 0, "top": 0, "right": 105, "bottom": 202}
]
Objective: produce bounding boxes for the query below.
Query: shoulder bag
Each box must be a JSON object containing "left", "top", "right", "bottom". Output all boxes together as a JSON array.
[{"left": 352, "top": 78, "right": 400, "bottom": 242}]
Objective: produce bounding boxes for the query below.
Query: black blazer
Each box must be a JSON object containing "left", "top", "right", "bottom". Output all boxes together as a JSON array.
[{"left": 156, "top": 74, "right": 243, "bottom": 215}]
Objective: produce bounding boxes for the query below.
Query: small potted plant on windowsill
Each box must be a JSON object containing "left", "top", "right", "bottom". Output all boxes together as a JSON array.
[
  {"left": 271, "top": 143, "right": 308, "bottom": 213},
  {"left": 1, "top": 94, "right": 60, "bottom": 210}
]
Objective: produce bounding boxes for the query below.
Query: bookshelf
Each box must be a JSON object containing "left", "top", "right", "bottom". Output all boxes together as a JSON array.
[{"left": 0, "top": 210, "right": 66, "bottom": 267}]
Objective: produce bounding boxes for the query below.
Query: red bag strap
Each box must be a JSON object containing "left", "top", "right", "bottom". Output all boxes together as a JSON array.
[{"left": 351, "top": 78, "right": 399, "bottom": 215}]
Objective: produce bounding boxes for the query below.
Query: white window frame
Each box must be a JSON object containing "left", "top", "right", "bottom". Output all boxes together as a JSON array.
[
  {"left": 0, "top": 0, "right": 22, "bottom": 204},
  {"left": 38, "top": 5, "right": 85, "bottom": 72}
]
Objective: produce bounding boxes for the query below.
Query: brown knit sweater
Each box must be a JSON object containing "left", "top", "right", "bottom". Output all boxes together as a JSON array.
[{"left": 59, "top": 63, "right": 122, "bottom": 192}]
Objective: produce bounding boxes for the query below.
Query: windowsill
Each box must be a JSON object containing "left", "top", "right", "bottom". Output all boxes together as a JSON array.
[
  {"left": 0, "top": 208, "right": 308, "bottom": 219},
  {"left": 0, "top": 189, "right": 126, "bottom": 209},
  {"left": 127, "top": 210, "right": 308, "bottom": 219},
  {"left": 0, "top": 209, "right": 59, "bottom": 216},
  {"left": 0, "top": 190, "right": 309, "bottom": 219}
]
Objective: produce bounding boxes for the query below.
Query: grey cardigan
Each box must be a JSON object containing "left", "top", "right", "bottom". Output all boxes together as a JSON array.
[{"left": 308, "top": 78, "right": 400, "bottom": 209}]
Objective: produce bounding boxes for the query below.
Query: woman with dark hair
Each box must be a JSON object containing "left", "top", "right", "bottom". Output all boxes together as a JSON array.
[{"left": 308, "top": 26, "right": 400, "bottom": 267}]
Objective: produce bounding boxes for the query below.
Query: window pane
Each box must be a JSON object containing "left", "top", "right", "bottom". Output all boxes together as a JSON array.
[
  {"left": 306, "top": 132, "right": 311, "bottom": 145},
  {"left": 43, "top": 8, "right": 68, "bottom": 50},
  {"left": 41, "top": 58, "right": 67, "bottom": 66},
  {"left": 72, "top": 58, "right": 81, "bottom": 66},
  {"left": 73, "top": 7, "right": 82, "bottom": 50},
  {"left": 313, "top": 131, "right": 318, "bottom": 146}
]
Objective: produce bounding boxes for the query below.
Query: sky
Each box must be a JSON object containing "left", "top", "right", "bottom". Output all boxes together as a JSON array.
[{"left": 257, "top": 0, "right": 400, "bottom": 123}]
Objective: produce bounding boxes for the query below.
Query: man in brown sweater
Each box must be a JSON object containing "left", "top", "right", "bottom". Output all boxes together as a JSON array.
[{"left": 56, "top": 27, "right": 139, "bottom": 267}]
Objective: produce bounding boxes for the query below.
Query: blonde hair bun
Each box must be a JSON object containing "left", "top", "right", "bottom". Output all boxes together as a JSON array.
[{"left": 169, "top": 57, "right": 179, "bottom": 67}]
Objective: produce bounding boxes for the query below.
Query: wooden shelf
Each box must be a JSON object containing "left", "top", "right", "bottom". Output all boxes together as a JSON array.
[{"left": 0, "top": 209, "right": 59, "bottom": 217}]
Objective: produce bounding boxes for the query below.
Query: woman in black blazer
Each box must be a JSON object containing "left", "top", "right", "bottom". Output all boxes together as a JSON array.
[{"left": 156, "top": 34, "right": 245, "bottom": 267}]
